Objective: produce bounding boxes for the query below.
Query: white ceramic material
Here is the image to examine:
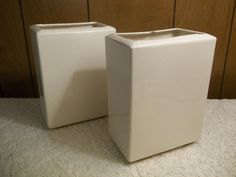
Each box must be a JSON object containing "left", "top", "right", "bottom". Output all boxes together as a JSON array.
[
  {"left": 30, "top": 22, "right": 116, "bottom": 128},
  {"left": 106, "top": 28, "right": 216, "bottom": 162}
]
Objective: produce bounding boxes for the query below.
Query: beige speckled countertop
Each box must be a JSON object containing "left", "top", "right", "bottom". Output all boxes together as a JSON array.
[{"left": 0, "top": 99, "right": 236, "bottom": 177}]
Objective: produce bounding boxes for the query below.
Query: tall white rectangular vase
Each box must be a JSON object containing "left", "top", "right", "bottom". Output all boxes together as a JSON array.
[
  {"left": 106, "top": 28, "right": 216, "bottom": 162},
  {"left": 30, "top": 22, "right": 116, "bottom": 128}
]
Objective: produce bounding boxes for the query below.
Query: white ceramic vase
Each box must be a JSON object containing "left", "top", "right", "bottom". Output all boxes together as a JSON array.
[
  {"left": 106, "top": 28, "right": 216, "bottom": 162},
  {"left": 30, "top": 22, "right": 116, "bottom": 128}
]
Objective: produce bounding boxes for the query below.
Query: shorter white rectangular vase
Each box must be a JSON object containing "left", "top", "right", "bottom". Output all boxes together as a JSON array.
[
  {"left": 30, "top": 22, "right": 116, "bottom": 128},
  {"left": 106, "top": 28, "right": 216, "bottom": 162}
]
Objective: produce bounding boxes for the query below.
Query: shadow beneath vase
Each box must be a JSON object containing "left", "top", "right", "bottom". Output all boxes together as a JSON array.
[{"left": 48, "top": 118, "right": 128, "bottom": 165}]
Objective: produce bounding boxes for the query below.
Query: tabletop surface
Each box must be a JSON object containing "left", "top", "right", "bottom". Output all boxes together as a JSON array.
[{"left": 0, "top": 99, "right": 235, "bottom": 177}]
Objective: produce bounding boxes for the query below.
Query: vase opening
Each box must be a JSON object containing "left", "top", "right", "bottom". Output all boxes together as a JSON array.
[{"left": 118, "top": 29, "right": 203, "bottom": 41}]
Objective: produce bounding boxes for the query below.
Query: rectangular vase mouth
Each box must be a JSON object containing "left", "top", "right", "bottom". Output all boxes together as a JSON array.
[
  {"left": 30, "top": 22, "right": 112, "bottom": 33},
  {"left": 118, "top": 29, "right": 203, "bottom": 41},
  {"left": 107, "top": 28, "right": 215, "bottom": 48}
]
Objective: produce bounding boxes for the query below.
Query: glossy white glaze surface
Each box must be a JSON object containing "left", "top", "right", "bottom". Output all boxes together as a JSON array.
[
  {"left": 30, "top": 22, "right": 116, "bottom": 128},
  {"left": 106, "top": 28, "right": 216, "bottom": 162}
]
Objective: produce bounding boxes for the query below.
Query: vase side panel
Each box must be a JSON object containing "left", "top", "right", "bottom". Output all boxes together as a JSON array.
[
  {"left": 129, "top": 37, "right": 216, "bottom": 161},
  {"left": 106, "top": 37, "right": 132, "bottom": 160}
]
